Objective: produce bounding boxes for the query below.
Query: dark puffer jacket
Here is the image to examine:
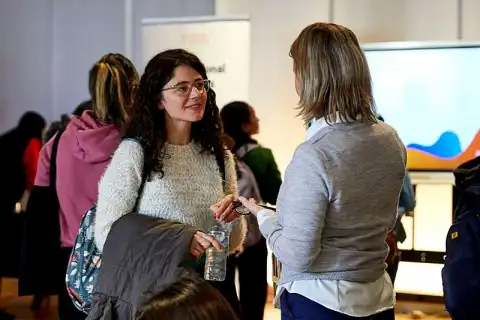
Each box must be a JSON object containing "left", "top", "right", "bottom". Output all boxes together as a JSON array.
[
  {"left": 443, "top": 156, "right": 480, "bottom": 320},
  {"left": 86, "top": 213, "right": 197, "bottom": 320}
]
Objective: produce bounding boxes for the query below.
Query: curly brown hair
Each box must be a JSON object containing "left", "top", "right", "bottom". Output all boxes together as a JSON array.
[{"left": 125, "top": 49, "right": 225, "bottom": 179}]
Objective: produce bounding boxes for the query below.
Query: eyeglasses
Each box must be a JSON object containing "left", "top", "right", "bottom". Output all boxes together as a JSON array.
[{"left": 162, "top": 79, "right": 211, "bottom": 97}]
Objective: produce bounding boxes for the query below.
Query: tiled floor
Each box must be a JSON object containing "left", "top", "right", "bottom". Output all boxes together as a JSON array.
[
  {"left": 1, "top": 278, "right": 450, "bottom": 320},
  {"left": 0, "top": 278, "right": 56, "bottom": 319}
]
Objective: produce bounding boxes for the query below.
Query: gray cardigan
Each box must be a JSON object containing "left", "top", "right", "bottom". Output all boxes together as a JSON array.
[{"left": 259, "top": 120, "right": 406, "bottom": 285}]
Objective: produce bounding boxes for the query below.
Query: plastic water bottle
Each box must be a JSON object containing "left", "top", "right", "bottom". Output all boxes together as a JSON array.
[{"left": 204, "top": 220, "right": 229, "bottom": 281}]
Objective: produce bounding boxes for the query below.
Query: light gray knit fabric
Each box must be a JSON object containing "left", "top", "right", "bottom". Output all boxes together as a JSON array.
[
  {"left": 94, "top": 140, "right": 247, "bottom": 254},
  {"left": 259, "top": 121, "right": 406, "bottom": 285}
]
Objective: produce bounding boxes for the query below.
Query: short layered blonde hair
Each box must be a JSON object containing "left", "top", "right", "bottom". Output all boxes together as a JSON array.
[{"left": 290, "top": 22, "right": 377, "bottom": 125}]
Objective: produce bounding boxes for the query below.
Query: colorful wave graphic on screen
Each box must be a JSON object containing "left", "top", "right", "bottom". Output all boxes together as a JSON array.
[{"left": 407, "top": 130, "right": 480, "bottom": 171}]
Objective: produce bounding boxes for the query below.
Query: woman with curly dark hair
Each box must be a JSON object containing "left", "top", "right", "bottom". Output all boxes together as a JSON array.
[{"left": 94, "top": 49, "right": 246, "bottom": 316}]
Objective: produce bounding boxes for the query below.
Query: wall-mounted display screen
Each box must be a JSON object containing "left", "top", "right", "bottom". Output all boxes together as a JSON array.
[{"left": 364, "top": 43, "right": 480, "bottom": 171}]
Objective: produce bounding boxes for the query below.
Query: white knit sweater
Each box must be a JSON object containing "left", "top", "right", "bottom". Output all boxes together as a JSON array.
[{"left": 94, "top": 139, "right": 247, "bottom": 253}]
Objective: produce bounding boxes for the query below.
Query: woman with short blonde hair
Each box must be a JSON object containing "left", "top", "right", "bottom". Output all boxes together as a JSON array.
[
  {"left": 291, "top": 23, "right": 378, "bottom": 125},
  {"left": 223, "top": 22, "right": 406, "bottom": 319}
]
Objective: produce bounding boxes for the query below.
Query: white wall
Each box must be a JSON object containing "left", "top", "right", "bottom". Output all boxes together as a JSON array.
[
  {"left": 52, "top": 0, "right": 125, "bottom": 117},
  {"left": 215, "top": 0, "right": 251, "bottom": 16},
  {"left": 216, "top": 0, "right": 473, "bottom": 174},
  {"left": 217, "top": 0, "right": 331, "bottom": 174},
  {"left": 333, "top": 0, "right": 459, "bottom": 42},
  {"left": 0, "top": 0, "right": 215, "bottom": 131},
  {"left": 131, "top": 0, "right": 215, "bottom": 67},
  {"left": 248, "top": 0, "right": 331, "bottom": 174},
  {"left": 53, "top": 0, "right": 215, "bottom": 118},
  {"left": 462, "top": 0, "right": 480, "bottom": 41},
  {"left": 0, "top": 0, "right": 54, "bottom": 132}
]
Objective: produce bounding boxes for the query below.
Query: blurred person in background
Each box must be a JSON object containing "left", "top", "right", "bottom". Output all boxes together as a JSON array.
[
  {"left": 0, "top": 111, "right": 46, "bottom": 216},
  {"left": 378, "top": 115, "right": 416, "bottom": 286},
  {"left": 44, "top": 100, "right": 93, "bottom": 143},
  {"left": 221, "top": 101, "right": 282, "bottom": 320},
  {"left": 0, "top": 111, "right": 45, "bottom": 320},
  {"left": 24, "top": 53, "right": 138, "bottom": 319}
]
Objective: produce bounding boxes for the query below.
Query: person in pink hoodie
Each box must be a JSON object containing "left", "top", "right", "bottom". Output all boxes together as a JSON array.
[{"left": 33, "top": 53, "right": 138, "bottom": 319}]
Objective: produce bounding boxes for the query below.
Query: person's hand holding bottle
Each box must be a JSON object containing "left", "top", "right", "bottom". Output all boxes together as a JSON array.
[{"left": 190, "top": 231, "right": 223, "bottom": 258}]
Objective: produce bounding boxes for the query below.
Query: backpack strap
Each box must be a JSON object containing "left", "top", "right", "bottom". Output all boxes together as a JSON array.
[
  {"left": 236, "top": 143, "right": 260, "bottom": 160},
  {"left": 49, "top": 130, "right": 65, "bottom": 188}
]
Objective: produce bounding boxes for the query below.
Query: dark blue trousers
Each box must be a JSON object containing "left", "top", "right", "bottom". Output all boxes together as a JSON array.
[{"left": 281, "top": 291, "right": 395, "bottom": 320}]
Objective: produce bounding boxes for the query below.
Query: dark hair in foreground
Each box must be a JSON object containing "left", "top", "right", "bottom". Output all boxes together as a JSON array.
[
  {"left": 125, "top": 49, "right": 225, "bottom": 179},
  {"left": 136, "top": 271, "right": 239, "bottom": 320}
]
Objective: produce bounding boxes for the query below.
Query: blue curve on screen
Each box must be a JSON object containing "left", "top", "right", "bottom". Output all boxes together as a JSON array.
[{"left": 407, "top": 131, "right": 462, "bottom": 159}]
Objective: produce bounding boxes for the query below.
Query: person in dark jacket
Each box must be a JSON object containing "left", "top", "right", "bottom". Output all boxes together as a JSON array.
[
  {"left": 0, "top": 111, "right": 46, "bottom": 224},
  {"left": 0, "top": 111, "right": 46, "bottom": 314},
  {"left": 0, "top": 111, "right": 45, "bottom": 319},
  {"left": 86, "top": 213, "right": 232, "bottom": 320},
  {"left": 220, "top": 101, "right": 282, "bottom": 320},
  {"left": 443, "top": 156, "right": 480, "bottom": 320}
]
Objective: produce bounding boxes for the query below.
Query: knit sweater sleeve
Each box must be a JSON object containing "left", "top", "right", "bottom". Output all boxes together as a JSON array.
[
  {"left": 94, "top": 140, "right": 144, "bottom": 251},
  {"left": 224, "top": 151, "right": 247, "bottom": 253}
]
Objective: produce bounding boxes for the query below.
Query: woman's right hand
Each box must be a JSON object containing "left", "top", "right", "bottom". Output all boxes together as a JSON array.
[{"left": 190, "top": 231, "right": 223, "bottom": 258}]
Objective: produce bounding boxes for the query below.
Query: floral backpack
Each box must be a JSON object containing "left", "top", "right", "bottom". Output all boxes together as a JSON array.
[
  {"left": 65, "top": 206, "right": 101, "bottom": 313},
  {"left": 65, "top": 153, "right": 148, "bottom": 314}
]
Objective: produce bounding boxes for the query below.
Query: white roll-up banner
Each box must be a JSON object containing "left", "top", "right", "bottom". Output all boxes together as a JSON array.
[{"left": 141, "top": 16, "right": 251, "bottom": 108}]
